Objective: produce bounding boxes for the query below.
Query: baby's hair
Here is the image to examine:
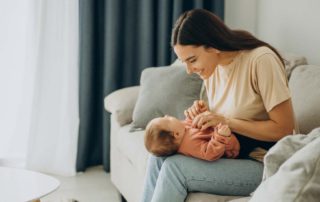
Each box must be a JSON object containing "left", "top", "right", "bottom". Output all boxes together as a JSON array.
[{"left": 144, "top": 121, "right": 179, "bottom": 156}]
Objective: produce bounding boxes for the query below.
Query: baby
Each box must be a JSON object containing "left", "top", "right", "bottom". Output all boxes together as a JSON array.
[{"left": 144, "top": 115, "right": 240, "bottom": 161}]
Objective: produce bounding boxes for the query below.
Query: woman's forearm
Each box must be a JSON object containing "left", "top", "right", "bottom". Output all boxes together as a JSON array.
[
  {"left": 227, "top": 100, "right": 295, "bottom": 142},
  {"left": 227, "top": 118, "right": 293, "bottom": 142}
]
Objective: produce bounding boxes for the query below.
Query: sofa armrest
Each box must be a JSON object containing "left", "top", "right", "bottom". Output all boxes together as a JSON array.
[{"left": 104, "top": 86, "right": 140, "bottom": 126}]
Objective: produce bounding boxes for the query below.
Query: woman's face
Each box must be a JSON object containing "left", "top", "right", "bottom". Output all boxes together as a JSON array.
[{"left": 174, "top": 44, "right": 219, "bottom": 79}]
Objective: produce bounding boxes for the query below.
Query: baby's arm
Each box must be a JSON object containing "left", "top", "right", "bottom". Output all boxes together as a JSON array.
[
  {"left": 184, "top": 100, "right": 208, "bottom": 120},
  {"left": 224, "top": 134, "right": 240, "bottom": 158},
  {"left": 195, "top": 123, "right": 231, "bottom": 161},
  {"left": 213, "top": 123, "right": 240, "bottom": 158},
  {"left": 198, "top": 136, "right": 226, "bottom": 161},
  {"left": 213, "top": 123, "right": 231, "bottom": 144}
]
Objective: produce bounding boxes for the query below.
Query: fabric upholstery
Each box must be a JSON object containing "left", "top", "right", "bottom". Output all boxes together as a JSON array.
[
  {"left": 110, "top": 115, "right": 146, "bottom": 202},
  {"left": 115, "top": 124, "right": 149, "bottom": 174},
  {"left": 289, "top": 65, "right": 320, "bottom": 134},
  {"left": 250, "top": 128, "right": 320, "bottom": 202},
  {"left": 186, "top": 193, "right": 241, "bottom": 202},
  {"left": 262, "top": 129, "right": 320, "bottom": 180},
  {"left": 281, "top": 52, "right": 307, "bottom": 79},
  {"left": 104, "top": 86, "right": 140, "bottom": 126},
  {"left": 132, "top": 65, "right": 202, "bottom": 129},
  {"left": 229, "top": 197, "right": 251, "bottom": 202}
]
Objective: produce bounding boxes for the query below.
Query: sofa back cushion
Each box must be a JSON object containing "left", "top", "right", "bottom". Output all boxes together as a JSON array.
[
  {"left": 131, "top": 65, "right": 202, "bottom": 129},
  {"left": 280, "top": 52, "right": 307, "bottom": 79},
  {"left": 289, "top": 65, "right": 320, "bottom": 134}
]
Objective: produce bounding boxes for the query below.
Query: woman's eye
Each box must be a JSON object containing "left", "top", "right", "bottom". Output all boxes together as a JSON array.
[{"left": 190, "top": 59, "right": 197, "bottom": 64}]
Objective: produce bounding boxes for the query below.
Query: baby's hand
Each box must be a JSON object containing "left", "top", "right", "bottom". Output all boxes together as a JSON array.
[
  {"left": 224, "top": 134, "right": 240, "bottom": 158},
  {"left": 214, "top": 134, "right": 230, "bottom": 145},
  {"left": 184, "top": 100, "right": 208, "bottom": 120},
  {"left": 212, "top": 123, "right": 231, "bottom": 144},
  {"left": 216, "top": 123, "right": 231, "bottom": 137}
]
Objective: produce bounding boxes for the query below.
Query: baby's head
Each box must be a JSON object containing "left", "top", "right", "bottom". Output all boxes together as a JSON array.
[{"left": 144, "top": 115, "right": 186, "bottom": 156}]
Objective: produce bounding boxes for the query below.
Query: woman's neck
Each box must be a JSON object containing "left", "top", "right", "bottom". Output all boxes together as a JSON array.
[{"left": 218, "top": 51, "right": 240, "bottom": 66}]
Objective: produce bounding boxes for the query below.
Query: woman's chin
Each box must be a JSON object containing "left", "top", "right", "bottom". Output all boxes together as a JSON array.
[
  {"left": 196, "top": 70, "right": 213, "bottom": 79},
  {"left": 199, "top": 74, "right": 209, "bottom": 79}
]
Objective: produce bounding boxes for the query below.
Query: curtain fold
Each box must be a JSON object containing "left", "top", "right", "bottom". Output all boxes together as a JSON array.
[
  {"left": 25, "top": 0, "right": 79, "bottom": 176},
  {"left": 77, "top": 0, "right": 224, "bottom": 172}
]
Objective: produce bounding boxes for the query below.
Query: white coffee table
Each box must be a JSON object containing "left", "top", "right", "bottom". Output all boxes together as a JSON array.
[{"left": 0, "top": 166, "right": 60, "bottom": 202}]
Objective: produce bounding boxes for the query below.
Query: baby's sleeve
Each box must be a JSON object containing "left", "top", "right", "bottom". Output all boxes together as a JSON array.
[{"left": 198, "top": 136, "right": 226, "bottom": 161}]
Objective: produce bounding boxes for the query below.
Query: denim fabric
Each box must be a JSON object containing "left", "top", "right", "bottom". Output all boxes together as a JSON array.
[{"left": 141, "top": 154, "right": 263, "bottom": 202}]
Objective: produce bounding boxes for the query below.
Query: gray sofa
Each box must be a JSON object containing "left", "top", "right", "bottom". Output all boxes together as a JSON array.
[{"left": 104, "top": 53, "right": 320, "bottom": 202}]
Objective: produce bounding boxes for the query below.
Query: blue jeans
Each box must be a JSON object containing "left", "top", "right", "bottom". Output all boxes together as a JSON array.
[{"left": 141, "top": 154, "right": 263, "bottom": 202}]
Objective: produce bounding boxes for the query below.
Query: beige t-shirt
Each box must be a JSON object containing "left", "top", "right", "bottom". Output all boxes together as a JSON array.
[{"left": 204, "top": 46, "right": 290, "bottom": 122}]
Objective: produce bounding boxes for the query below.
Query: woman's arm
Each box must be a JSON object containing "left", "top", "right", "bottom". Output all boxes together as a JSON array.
[
  {"left": 194, "top": 99, "right": 295, "bottom": 142},
  {"left": 228, "top": 99, "right": 295, "bottom": 141}
]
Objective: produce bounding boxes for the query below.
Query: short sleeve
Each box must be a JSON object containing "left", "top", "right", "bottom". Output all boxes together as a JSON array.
[{"left": 253, "top": 53, "right": 291, "bottom": 112}]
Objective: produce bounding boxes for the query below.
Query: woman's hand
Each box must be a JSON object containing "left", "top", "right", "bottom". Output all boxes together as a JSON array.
[
  {"left": 192, "top": 111, "right": 227, "bottom": 131},
  {"left": 184, "top": 100, "right": 208, "bottom": 120}
]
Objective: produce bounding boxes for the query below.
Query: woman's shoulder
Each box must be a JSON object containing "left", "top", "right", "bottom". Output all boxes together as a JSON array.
[
  {"left": 241, "top": 46, "right": 280, "bottom": 67},
  {"left": 244, "top": 46, "right": 278, "bottom": 61}
]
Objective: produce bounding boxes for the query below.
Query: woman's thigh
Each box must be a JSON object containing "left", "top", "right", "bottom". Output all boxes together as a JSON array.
[{"left": 161, "top": 154, "right": 263, "bottom": 196}]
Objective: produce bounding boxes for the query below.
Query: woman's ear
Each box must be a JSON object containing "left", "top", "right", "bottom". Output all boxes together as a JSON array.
[{"left": 206, "top": 47, "right": 220, "bottom": 54}]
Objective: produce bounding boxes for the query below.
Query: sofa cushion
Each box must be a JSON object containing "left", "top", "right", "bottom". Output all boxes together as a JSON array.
[
  {"left": 289, "top": 65, "right": 320, "bottom": 134},
  {"left": 186, "top": 193, "right": 242, "bottom": 202},
  {"left": 250, "top": 128, "right": 320, "bottom": 202},
  {"left": 104, "top": 86, "right": 140, "bottom": 126},
  {"left": 281, "top": 52, "right": 307, "bottom": 79},
  {"left": 115, "top": 124, "right": 149, "bottom": 175},
  {"left": 131, "top": 65, "right": 202, "bottom": 129}
]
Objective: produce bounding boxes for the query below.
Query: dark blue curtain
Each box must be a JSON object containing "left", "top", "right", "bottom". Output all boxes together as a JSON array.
[{"left": 77, "top": 0, "right": 225, "bottom": 172}]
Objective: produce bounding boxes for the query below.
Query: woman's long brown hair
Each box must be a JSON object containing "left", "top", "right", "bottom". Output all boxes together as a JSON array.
[{"left": 171, "top": 9, "right": 285, "bottom": 67}]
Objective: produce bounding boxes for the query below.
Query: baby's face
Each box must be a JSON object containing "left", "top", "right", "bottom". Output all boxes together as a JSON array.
[{"left": 151, "top": 115, "right": 186, "bottom": 140}]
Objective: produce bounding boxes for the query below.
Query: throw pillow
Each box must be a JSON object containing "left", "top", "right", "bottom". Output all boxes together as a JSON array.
[
  {"left": 289, "top": 65, "right": 320, "bottom": 134},
  {"left": 131, "top": 65, "right": 202, "bottom": 129},
  {"left": 250, "top": 128, "right": 320, "bottom": 202}
]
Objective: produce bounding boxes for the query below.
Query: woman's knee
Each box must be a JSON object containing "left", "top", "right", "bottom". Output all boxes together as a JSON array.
[
  {"left": 156, "top": 155, "right": 188, "bottom": 196},
  {"left": 148, "top": 155, "right": 166, "bottom": 168},
  {"left": 150, "top": 154, "right": 194, "bottom": 181},
  {"left": 160, "top": 155, "right": 187, "bottom": 177}
]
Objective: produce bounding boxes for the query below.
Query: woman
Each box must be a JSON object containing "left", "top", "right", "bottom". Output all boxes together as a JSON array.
[{"left": 141, "top": 9, "right": 295, "bottom": 202}]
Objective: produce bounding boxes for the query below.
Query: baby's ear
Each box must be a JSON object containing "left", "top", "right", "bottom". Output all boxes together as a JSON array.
[{"left": 172, "top": 131, "right": 179, "bottom": 137}]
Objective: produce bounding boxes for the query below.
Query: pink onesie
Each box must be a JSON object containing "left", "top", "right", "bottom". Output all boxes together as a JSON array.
[{"left": 177, "top": 119, "right": 240, "bottom": 161}]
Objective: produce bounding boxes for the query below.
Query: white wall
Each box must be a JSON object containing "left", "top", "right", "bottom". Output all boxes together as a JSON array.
[
  {"left": 225, "top": 0, "right": 320, "bottom": 65},
  {"left": 225, "top": 0, "right": 257, "bottom": 34}
]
